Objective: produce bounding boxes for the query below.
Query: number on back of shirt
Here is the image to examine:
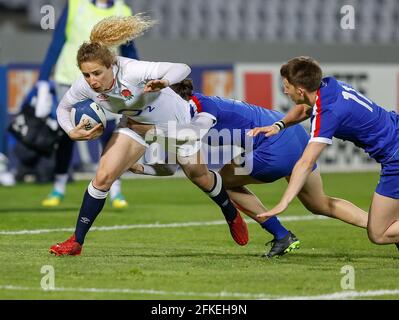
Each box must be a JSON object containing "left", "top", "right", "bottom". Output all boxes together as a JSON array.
[{"left": 341, "top": 85, "right": 373, "bottom": 112}]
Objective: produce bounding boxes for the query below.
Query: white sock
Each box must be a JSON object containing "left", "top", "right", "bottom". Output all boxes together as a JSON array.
[
  {"left": 88, "top": 181, "right": 108, "bottom": 199},
  {"left": 110, "top": 179, "right": 121, "bottom": 199},
  {"left": 207, "top": 170, "right": 222, "bottom": 197},
  {"left": 54, "top": 174, "right": 68, "bottom": 194}
]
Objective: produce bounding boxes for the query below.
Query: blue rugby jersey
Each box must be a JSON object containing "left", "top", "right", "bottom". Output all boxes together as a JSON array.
[
  {"left": 190, "top": 93, "right": 285, "bottom": 148},
  {"left": 310, "top": 76, "right": 399, "bottom": 163}
]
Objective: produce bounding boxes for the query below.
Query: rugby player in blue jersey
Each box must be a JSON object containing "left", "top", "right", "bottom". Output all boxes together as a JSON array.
[
  {"left": 129, "top": 79, "right": 368, "bottom": 257},
  {"left": 249, "top": 56, "right": 399, "bottom": 249}
]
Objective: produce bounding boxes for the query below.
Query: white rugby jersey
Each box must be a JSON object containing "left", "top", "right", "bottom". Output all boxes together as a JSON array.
[{"left": 57, "top": 56, "right": 192, "bottom": 134}]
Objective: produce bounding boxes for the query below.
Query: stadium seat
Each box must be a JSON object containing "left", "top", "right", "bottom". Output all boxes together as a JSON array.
[{"left": 6, "top": 0, "right": 399, "bottom": 44}]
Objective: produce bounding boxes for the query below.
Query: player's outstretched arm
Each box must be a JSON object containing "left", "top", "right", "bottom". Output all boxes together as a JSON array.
[
  {"left": 257, "top": 142, "right": 327, "bottom": 218},
  {"left": 282, "top": 103, "right": 313, "bottom": 126},
  {"left": 248, "top": 104, "right": 311, "bottom": 137}
]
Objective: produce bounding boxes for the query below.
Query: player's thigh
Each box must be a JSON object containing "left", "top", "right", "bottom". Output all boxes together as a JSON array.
[
  {"left": 177, "top": 150, "right": 215, "bottom": 190},
  {"left": 294, "top": 169, "right": 329, "bottom": 213},
  {"left": 368, "top": 192, "right": 399, "bottom": 236},
  {"left": 219, "top": 163, "right": 264, "bottom": 188},
  {"left": 99, "top": 132, "right": 146, "bottom": 175},
  {"left": 179, "top": 162, "right": 209, "bottom": 181},
  {"left": 370, "top": 155, "right": 399, "bottom": 235},
  {"left": 177, "top": 150, "right": 207, "bottom": 178}
]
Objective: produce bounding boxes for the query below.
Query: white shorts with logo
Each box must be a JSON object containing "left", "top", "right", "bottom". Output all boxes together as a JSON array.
[{"left": 115, "top": 120, "right": 201, "bottom": 158}]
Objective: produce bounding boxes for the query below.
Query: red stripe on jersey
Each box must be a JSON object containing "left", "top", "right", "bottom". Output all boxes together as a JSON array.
[
  {"left": 190, "top": 95, "right": 203, "bottom": 113},
  {"left": 314, "top": 89, "right": 322, "bottom": 137}
]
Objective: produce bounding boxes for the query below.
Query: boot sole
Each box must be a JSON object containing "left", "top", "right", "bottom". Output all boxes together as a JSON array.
[{"left": 283, "top": 240, "right": 301, "bottom": 254}]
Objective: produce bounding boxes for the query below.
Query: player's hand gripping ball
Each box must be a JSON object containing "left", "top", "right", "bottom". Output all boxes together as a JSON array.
[{"left": 70, "top": 99, "right": 106, "bottom": 130}]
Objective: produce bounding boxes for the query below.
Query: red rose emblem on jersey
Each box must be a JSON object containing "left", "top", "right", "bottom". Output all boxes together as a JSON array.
[{"left": 121, "top": 89, "right": 132, "bottom": 98}]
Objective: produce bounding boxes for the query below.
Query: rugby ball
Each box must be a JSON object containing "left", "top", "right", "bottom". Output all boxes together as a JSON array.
[{"left": 70, "top": 99, "right": 106, "bottom": 130}]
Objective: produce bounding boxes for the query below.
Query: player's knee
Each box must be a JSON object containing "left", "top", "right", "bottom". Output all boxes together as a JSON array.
[
  {"left": 218, "top": 168, "right": 234, "bottom": 188},
  {"left": 367, "top": 230, "right": 386, "bottom": 245},
  {"left": 189, "top": 172, "right": 211, "bottom": 190},
  {"left": 306, "top": 196, "right": 334, "bottom": 216},
  {"left": 94, "top": 170, "right": 115, "bottom": 190},
  {"left": 307, "top": 207, "right": 331, "bottom": 216},
  {"left": 302, "top": 201, "right": 329, "bottom": 216},
  {"left": 309, "top": 209, "right": 326, "bottom": 216}
]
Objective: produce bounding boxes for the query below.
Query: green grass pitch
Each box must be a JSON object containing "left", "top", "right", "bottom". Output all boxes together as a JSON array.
[{"left": 0, "top": 172, "right": 398, "bottom": 300}]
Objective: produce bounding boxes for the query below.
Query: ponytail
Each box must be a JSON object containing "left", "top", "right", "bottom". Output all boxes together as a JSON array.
[
  {"left": 77, "top": 14, "right": 155, "bottom": 69},
  {"left": 90, "top": 14, "right": 155, "bottom": 47}
]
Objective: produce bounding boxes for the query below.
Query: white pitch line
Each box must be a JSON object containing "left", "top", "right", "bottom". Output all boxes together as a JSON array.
[
  {"left": 0, "top": 285, "right": 273, "bottom": 299},
  {"left": 276, "top": 289, "right": 399, "bottom": 300},
  {"left": 0, "top": 285, "right": 398, "bottom": 300},
  {"left": 0, "top": 215, "right": 327, "bottom": 235}
]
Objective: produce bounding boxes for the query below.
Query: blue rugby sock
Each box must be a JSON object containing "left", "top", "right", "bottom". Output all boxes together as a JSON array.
[
  {"left": 260, "top": 217, "right": 289, "bottom": 240},
  {"left": 75, "top": 182, "right": 108, "bottom": 245}
]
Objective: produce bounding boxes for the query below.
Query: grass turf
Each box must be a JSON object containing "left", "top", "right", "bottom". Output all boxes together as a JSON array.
[{"left": 0, "top": 172, "right": 398, "bottom": 300}]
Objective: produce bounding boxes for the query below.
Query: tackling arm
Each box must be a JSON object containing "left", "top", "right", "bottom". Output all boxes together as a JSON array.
[
  {"left": 257, "top": 142, "right": 327, "bottom": 218},
  {"left": 281, "top": 103, "right": 312, "bottom": 127},
  {"left": 144, "top": 62, "right": 191, "bottom": 92},
  {"left": 248, "top": 104, "right": 312, "bottom": 138}
]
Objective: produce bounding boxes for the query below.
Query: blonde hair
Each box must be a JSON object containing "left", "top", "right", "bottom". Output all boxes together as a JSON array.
[
  {"left": 90, "top": 14, "right": 155, "bottom": 47},
  {"left": 77, "top": 14, "right": 155, "bottom": 68}
]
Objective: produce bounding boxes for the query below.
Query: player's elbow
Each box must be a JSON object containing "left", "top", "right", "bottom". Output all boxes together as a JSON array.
[{"left": 179, "top": 63, "right": 191, "bottom": 78}]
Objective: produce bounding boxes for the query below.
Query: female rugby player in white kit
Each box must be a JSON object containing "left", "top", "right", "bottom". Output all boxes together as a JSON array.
[{"left": 49, "top": 15, "right": 249, "bottom": 256}]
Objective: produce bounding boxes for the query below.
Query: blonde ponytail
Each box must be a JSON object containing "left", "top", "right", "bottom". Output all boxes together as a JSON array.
[
  {"left": 77, "top": 13, "right": 155, "bottom": 69},
  {"left": 90, "top": 14, "right": 156, "bottom": 47}
]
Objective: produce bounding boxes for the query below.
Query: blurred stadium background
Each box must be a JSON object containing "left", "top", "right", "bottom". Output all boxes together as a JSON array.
[
  {"left": 2, "top": 0, "right": 399, "bottom": 182},
  {"left": 1, "top": 0, "right": 399, "bottom": 301},
  {"left": 2, "top": 0, "right": 399, "bottom": 179}
]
